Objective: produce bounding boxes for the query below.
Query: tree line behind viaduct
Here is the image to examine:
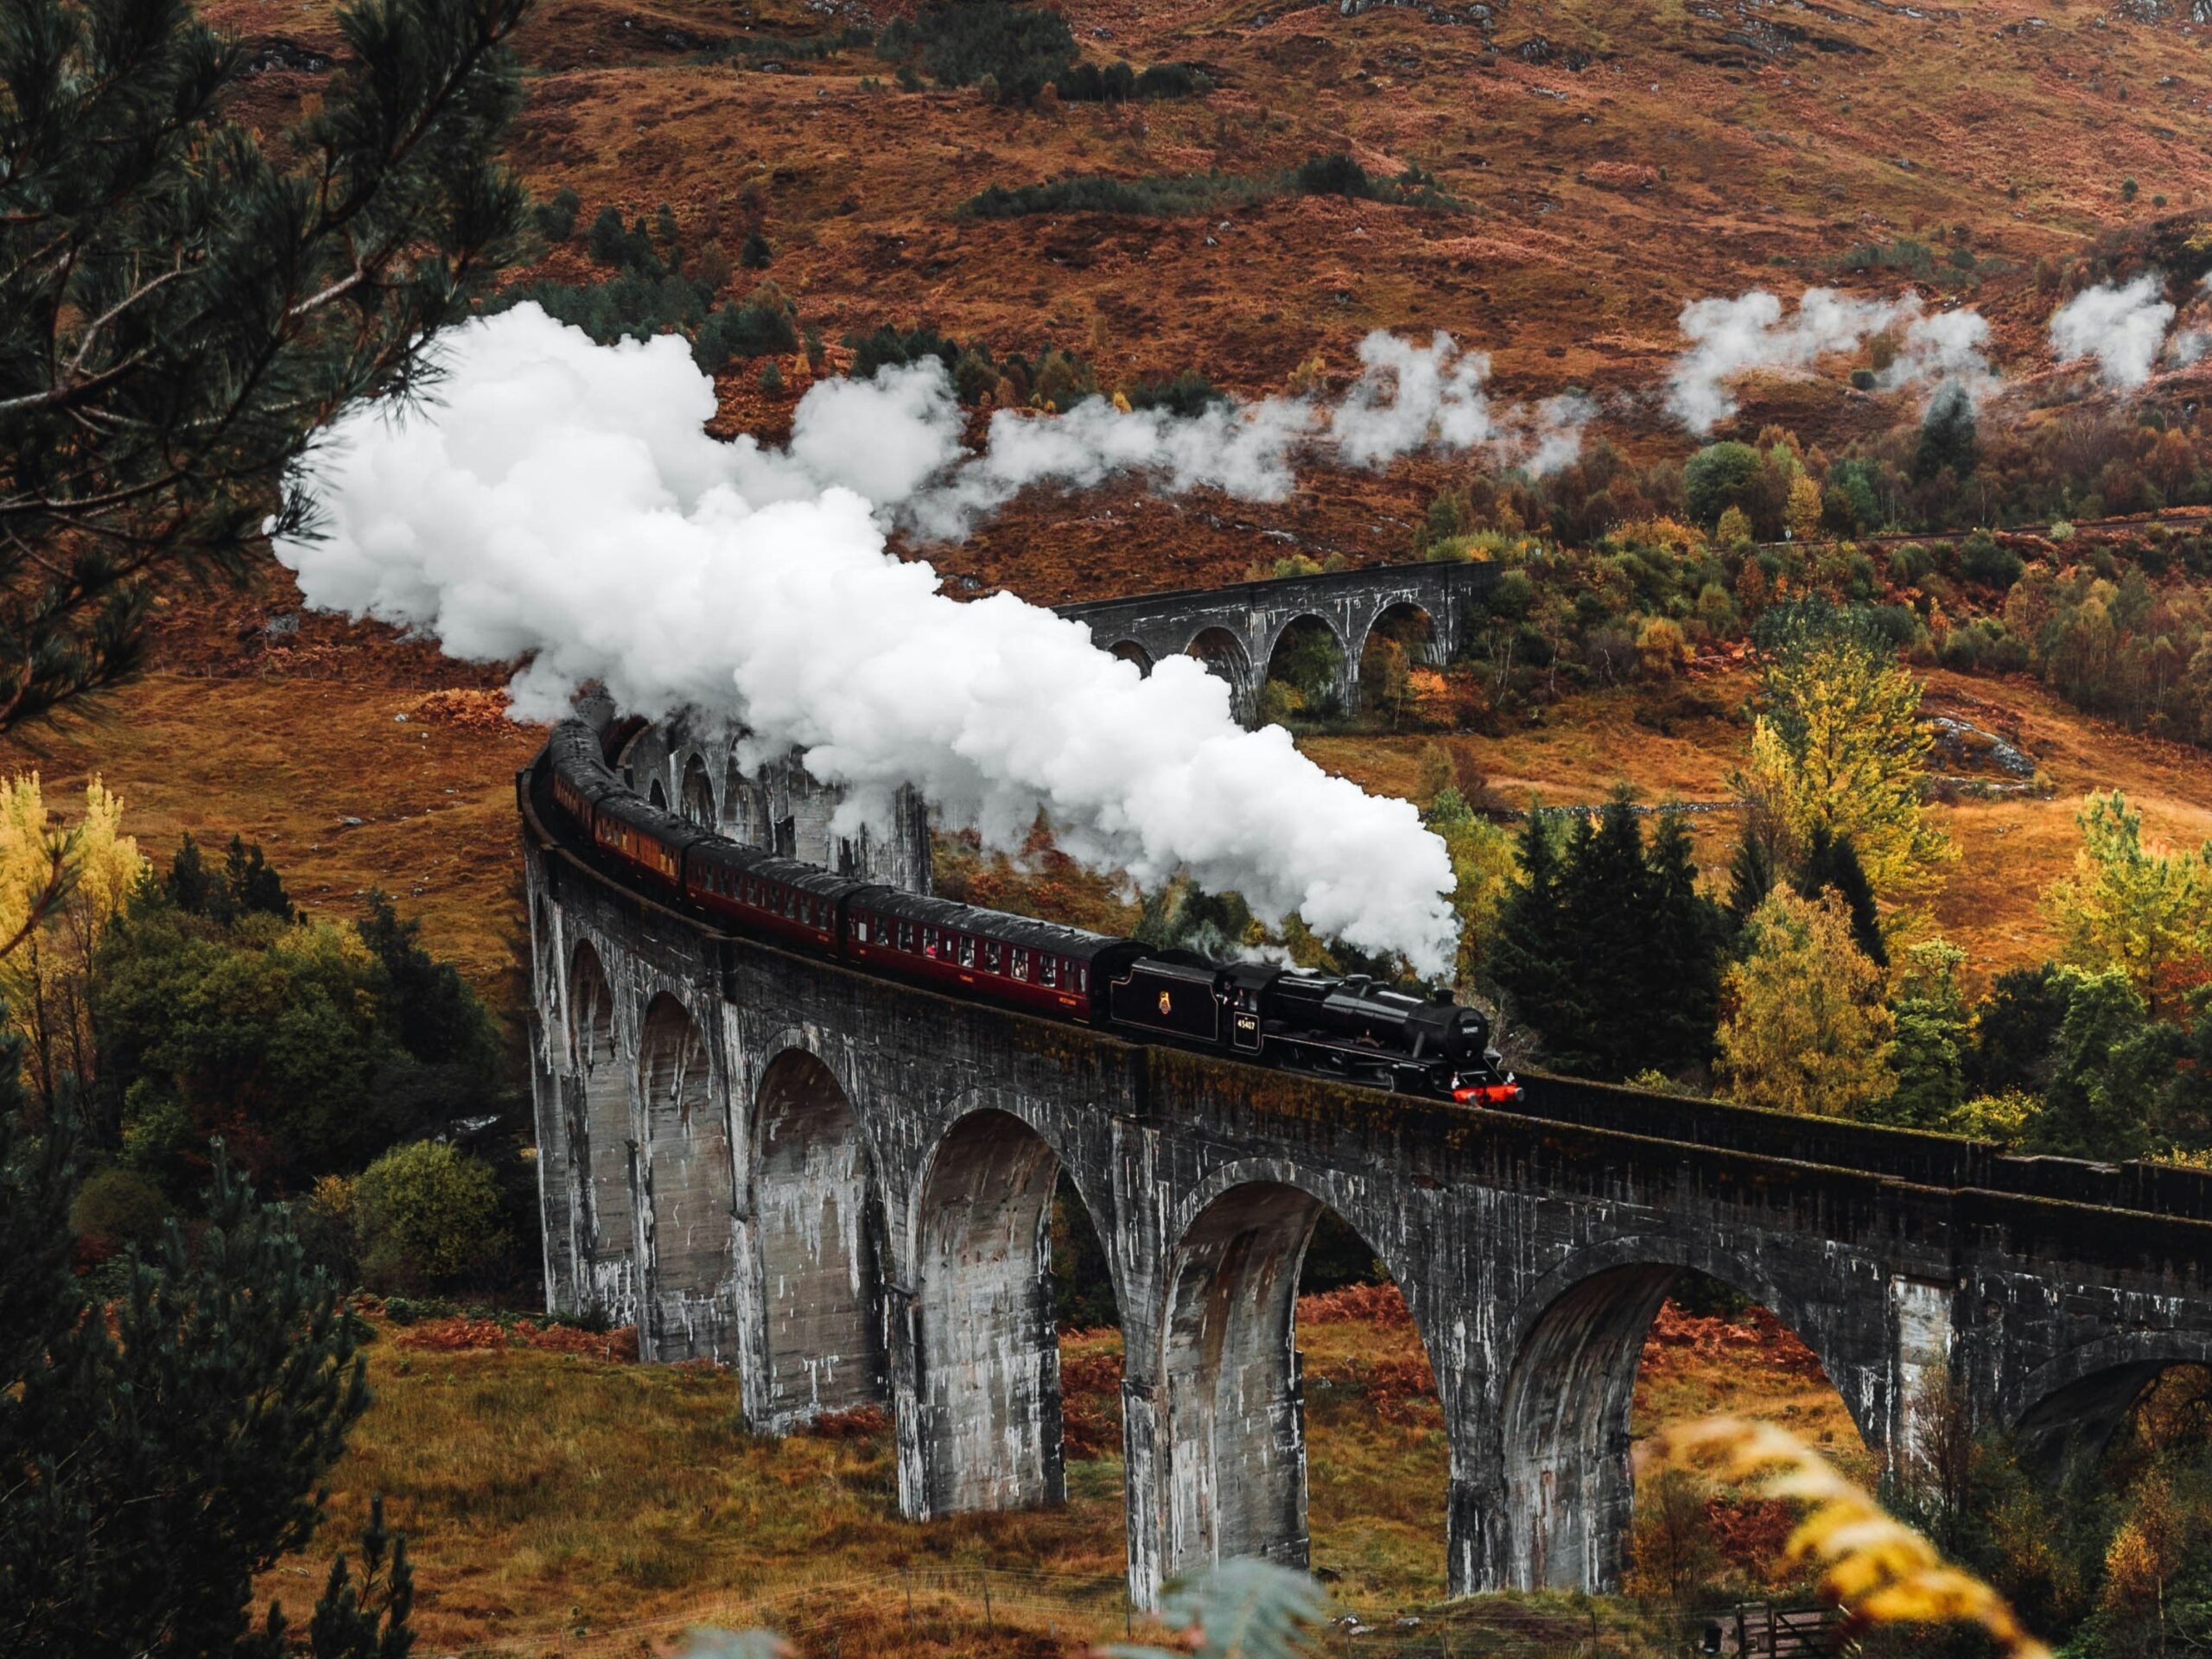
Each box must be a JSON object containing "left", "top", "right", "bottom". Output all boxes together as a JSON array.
[{"left": 524, "top": 818, "right": 2212, "bottom": 1610}]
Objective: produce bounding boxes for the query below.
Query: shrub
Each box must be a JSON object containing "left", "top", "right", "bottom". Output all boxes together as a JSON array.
[
  {"left": 532, "top": 185, "right": 580, "bottom": 242},
  {"left": 69, "top": 1165, "right": 169, "bottom": 1252},
  {"left": 1294, "top": 151, "right": 1371, "bottom": 197},
  {"left": 1685, "top": 442, "right": 1762, "bottom": 527},
  {"left": 1126, "top": 370, "right": 1227, "bottom": 418},
  {"left": 585, "top": 207, "right": 658, "bottom": 274},
  {"left": 1056, "top": 59, "right": 1204, "bottom": 100},
  {"left": 353, "top": 1140, "right": 509, "bottom": 1294},
  {"left": 739, "top": 228, "right": 772, "bottom": 269},
  {"left": 961, "top": 170, "right": 1268, "bottom": 218},
  {"left": 759, "top": 360, "right": 784, "bottom": 392},
  {"left": 1839, "top": 237, "right": 1936, "bottom": 278},
  {"left": 1959, "top": 531, "right": 2024, "bottom": 590},
  {"left": 881, "top": 1, "right": 1076, "bottom": 102}
]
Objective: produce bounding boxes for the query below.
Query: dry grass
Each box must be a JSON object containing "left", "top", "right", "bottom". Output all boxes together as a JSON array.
[
  {"left": 1304, "top": 665, "right": 2212, "bottom": 993},
  {"left": 268, "top": 1329, "right": 1128, "bottom": 1655},
  {"left": 189, "top": 0, "right": 2212, "bottom": 605},
  {"left": 275, "top": 1290, "right": 1869, "bottom": 1652}
]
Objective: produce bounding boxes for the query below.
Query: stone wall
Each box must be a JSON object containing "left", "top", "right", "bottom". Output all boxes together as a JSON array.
[{"left": 524, "top": 810, "right": 2212, "bottom": 1610}]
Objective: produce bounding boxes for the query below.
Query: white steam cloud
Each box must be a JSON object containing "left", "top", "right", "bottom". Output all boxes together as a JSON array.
[
  {"left": 1667, "top": 287, "right": 1993, "bottom": 434},
  {"left": 904, "top": 328, "right": 1589, "bottom": 536},
  {"left": 2050, "top": 275, "right": 2177, "bottom": 391},
  {"left": 595, "top": 323, "right": 1587, "bottom": 542},
  {"left": 275, "top": 305, "right": 1463, "bottom": 974}
]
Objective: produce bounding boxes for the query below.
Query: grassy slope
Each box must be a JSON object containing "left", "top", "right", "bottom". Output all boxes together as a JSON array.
[
  {"left": 1306, "top": 664, "right": 2212, "bottom": 987},
  {"left": 279, "top": 1293, "right": 1857, "bottom": 1653},
  {"left": 207, "top": 0, "right": 2212, "bottom": 607}
]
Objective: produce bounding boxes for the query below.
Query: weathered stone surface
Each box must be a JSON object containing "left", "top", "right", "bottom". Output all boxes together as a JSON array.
[
  {"left": 1057, "top": 561, "right": 1500, "bottom": 726},
  {"left": 524, "top": 834, "right": 2212, "bottom": 1611}
]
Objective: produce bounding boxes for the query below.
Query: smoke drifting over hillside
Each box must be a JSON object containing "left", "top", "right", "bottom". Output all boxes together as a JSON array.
[
  {"left": 592, "top": 321, "right": 1587, "bottom": 542},
  {"left": 900, "top": 328, "right": 1588, "bottom": 536},
  {"left": 1667, "top": 288, "right": 1993, "bottom": 433},
  {"left": 2050, "top": 275, "right": 2178, "bottom": 390},
  {"left": 275, "top": 305, "right": 1462, "bottom": 974}
]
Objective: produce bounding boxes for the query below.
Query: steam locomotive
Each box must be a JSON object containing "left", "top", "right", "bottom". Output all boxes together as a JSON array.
[{"left": 526, "top": 720, "right": 1522, "bottom": 1106}]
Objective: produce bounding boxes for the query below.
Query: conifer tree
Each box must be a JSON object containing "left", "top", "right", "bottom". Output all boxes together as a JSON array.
[
  {"left": 1726, "top": 815, "right": 1779, "bottom": 938},
  {"left": 1491, "top": 810, "right": 1570, "bottom": 1049},
  {"left": 1494, "top": 800, "right": 1726, "bottom": 1080},
  {"left": 1, "top": 1079, "right": 392, "bottom": 1655},
  {"left": 1642, "top": 809, "right": 1726, "bottom": 1075},
  {"left": 1797, "top": 825, "right": 1888, "bottom": 967},
  {"left": 0, "top": 0, "right": 531, "bottom": 732},
  {"left": 224, "top": 837, "right": 294, "bottom": 925},
  {"left": 1884, "top": 940, "right": 1969, "bottom": 1129},
  {"left": 163, "top": 833, "right": 216, "bottom": 918},
  {"left": 1911, "top": 381, "right": 1980, "bottom": 483}
]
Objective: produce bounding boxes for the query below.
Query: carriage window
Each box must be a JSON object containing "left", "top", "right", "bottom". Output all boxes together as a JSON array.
[
  {"left": 851, "top": 915, "right": 867, "bottom": 943},
  {"left": 985, "top": 941, "right": 1002, "bottom": 974},
  {"left": 923, "top": 927, "right": 938, "bottom": 957},
  {"left": 1040, "top": 957, "right": 1057, "bottom": 987},
  {"left": 1074, "top": 964, "right": 1087, "bottom": 992},
  {"left": 1012, "top": 949, "right": 1030, "bottom": 981},
  {"left": 899, "top": 921, "right": 914, "bottom": 951},
  {"left": 959, "top": 936, "right": 976, "bottom": 969}
]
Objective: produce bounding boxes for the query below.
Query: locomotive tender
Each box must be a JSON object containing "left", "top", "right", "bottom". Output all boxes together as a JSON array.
[{"left": 529, "top": 719, "right": 1521, "bottom": 1106}]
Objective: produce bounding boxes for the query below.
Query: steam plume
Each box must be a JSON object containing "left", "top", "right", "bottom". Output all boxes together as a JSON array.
[
  {"left": 906, "top": 328, "right": 1588, "bottom": 536},
  {"left": 2049, "top": 275, "right": 2176, "bottom": 390},
  {"left": 275, "top": 305, "right": 1462, "bottom": 974},
  {"left": 1667, "top": 288, "right": 1992, "bottom": 434}
]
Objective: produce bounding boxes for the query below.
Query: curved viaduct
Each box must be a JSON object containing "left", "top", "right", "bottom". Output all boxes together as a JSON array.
[
  {"left": 521, "top": 765, "right": 2212, "bottom": 1609},
  {"left": 1057, "top": 559, "right": 1501, "bottom": 724}
]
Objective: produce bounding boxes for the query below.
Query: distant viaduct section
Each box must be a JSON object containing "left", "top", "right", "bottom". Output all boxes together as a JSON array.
[
  {"left": 1056, "top": 559, "right": 1502, "bottom": 724},
  {"left": 521, "top": 753, "right": 2212, "bottom": 1611}
]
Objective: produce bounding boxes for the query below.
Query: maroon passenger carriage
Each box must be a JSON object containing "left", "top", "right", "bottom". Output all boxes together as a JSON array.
[{"left": 528, "top": 719, "right": 1520, "bottom": 1106}]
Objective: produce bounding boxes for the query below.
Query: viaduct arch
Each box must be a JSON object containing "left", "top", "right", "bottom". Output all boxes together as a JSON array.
[
  {"left": 522, "top": 760, "right": 2212, "bottom": 1610},
  {"left": 1058, "top": 558, "right": 1496, "bottom": 728}
]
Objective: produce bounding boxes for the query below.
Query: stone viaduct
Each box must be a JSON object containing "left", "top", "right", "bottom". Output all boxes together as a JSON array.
[
  {"left": 521, "top": 760, "right": 2212, "bottom": 1611},
  {"left": 1057, "top": 559, "right": 1502, "bottom": 724}
]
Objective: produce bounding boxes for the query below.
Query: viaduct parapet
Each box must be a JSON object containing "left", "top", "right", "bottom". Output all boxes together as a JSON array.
[
  {"left": 1057, "top": 560, "right": 1502, "bottom": 724},
  {"left": 521, "top": 768, "right": 2212, "bottom": 1610},
  {"left": 609, "top": 715, "right": 932, "bottom": 893}
]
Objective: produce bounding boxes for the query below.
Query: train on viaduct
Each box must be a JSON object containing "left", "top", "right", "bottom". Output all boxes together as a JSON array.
[{"left": 518, "top": 563, "right": 2212, "bottom": 1611}]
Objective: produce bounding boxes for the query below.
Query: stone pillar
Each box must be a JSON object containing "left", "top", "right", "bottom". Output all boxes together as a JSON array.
[
  {"left": 886, "top": 1281, "right": 930, "bottom": 1519},
  {"left": 1886, "top": 1274, "right": 1958, "bottom": 1475},
  {"left": 1122, "top": 1374, "right": 1169, "bottom": 1611}
]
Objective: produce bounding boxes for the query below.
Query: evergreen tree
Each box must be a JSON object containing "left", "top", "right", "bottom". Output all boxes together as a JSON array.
[
  {"left": 1883, "top": 941, "right": 1969, "bottom": 1129},
  {"left": 164, "top": 833, "right": 215, "bottom": 918},
  {"left": 1494, "top": 800, "right": 1726, "bottom": 1080},
  {"left": 1642, "top": 809, "right": 1726, "bottom": 1075},
  {"left": 355, "top": 892, "right": 500, "bottom": 1081},
  {"left": 1797, "top": 825, "right": 1888, "bottom": 967},
  {"left": 0, "top": 1077, "right": 397, "bottom": 1655},
  {"left": 2033, "top": 968, "right": 2171, "bottom": 1160},
  {"left": 1554, "top": 799, "right": 1649, "bottom": 1076},
  {"left": 1968, "top": 963, "right": 2071, "bottom": 1097},
  {"left": 1726, "top": 816, "right": 1779, "bottom": 939},
  {"left": 1491, "top": 810, "right": 1571, "bottom": 1050},
  {"left": 225, "top": 837, "right": 293, "bottom": 924},
  {"left": 1911, "top": 380, "right": 1980, "bottom": 483},
  {"left": 0, "top": 0, "right": 531, "bottom": 733}
]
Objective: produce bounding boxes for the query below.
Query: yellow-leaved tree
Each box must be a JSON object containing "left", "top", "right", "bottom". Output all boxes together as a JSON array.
[
  {"left": 1785, "top": 473, "right": 1824, "bottom": 543},
  {"left": 2042, "top": 790, "right": 2212, "bottom": 1016},
  {"left": 0, "top": 773, "right": 147, "bottom": 1110},
  {"left": 1734, "top": 598, "right": 1955, "bottom": 905},
  {"left": 1718, "top": 887, "right": 1896, "bottom": 1117}
]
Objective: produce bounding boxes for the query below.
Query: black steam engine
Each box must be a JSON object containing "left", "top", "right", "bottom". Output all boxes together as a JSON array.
[{"left": 525, "top": 720, "right": 1521, "bottom": 1107}]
